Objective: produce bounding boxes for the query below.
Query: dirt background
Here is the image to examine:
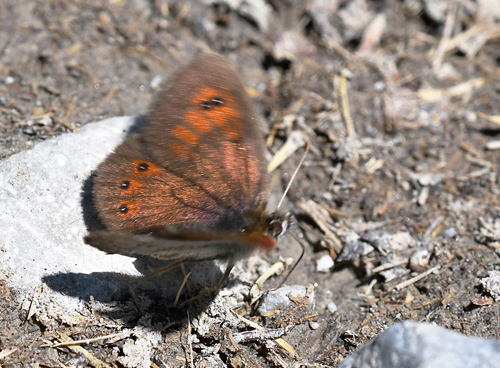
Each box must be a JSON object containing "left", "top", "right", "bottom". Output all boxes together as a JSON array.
[{"left": 1, "top": 0, "right": 500, "bottom": 366}]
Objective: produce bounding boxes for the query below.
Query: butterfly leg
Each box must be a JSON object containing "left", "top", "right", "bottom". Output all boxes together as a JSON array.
[
  {"left": 218, "top": 260, "right": 235, "bottom": 288},
  {"left": 137, "top": 259, "right": 186, "bottom": 281},
  {"left": 179, "top": 263, "right": 194, "bottom": 294},
  {"left": 268, "top": 232, "right": 306, "bottom": 291}
]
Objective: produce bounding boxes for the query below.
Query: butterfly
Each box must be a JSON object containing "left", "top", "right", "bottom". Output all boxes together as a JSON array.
[{"left": 84, "top": 54, "right": 293, "bottom": 282}]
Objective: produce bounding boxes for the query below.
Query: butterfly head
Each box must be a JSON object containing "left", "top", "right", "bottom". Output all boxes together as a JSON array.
[
  {"left": 266, "top": 212, "right": 292, "bottom": 239},
  {"left": 239, "top": 213, "right": 292, "bottom": 250}
]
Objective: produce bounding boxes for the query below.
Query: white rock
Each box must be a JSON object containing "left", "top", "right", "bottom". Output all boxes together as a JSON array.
[{"left": 316, "top": 254, "right": 334, "bottom": 273}]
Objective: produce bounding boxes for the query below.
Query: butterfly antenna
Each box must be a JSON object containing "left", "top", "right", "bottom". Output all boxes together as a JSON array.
[{"left": 276, "top": 140, "right": 310, "bottom": 211}]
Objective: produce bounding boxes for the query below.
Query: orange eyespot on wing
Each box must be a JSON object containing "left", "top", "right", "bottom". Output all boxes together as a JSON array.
[
  {"left": 176, "top": 88, "right": 244, "bottom": 155},
  {"left": 187, "top": 87, "right": 244, "bottom": 143},
  {"left": 131, "top": 160, "right": 162, "bottom": 176},
  {"left": 117, "top": 199, "right": 141, "bottom": 223},
  {"left": 118, "top": 177, "right": 143, "bottom": 194}
]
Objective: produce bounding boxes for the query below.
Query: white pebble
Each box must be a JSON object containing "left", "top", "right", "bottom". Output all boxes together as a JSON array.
[
  {"left": 327, "top": 301, "right": 338, "bottom": 314},
  {"left": 316, "top": 254, "right": 334, "bottom": 273}
]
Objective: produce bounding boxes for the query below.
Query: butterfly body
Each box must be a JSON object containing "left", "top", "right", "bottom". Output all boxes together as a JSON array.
[{"left": 84, "top": 55, "right": 288, "bottom": 272}]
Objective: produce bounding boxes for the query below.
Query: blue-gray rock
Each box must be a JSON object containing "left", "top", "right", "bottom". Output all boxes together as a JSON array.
[{"left": 339, "top": 321, "right": 500, "bottom": 368}]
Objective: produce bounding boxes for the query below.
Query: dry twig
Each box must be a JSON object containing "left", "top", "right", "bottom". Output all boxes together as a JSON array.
[
  {"left": 394, "top": 266, "right": 441, "bottom": 291},
  {"left": 43, "top": 330, "right": 132, "bottom": 348},
  {"left": 339, "top": 72, "right": 355, "bottom": 138}
]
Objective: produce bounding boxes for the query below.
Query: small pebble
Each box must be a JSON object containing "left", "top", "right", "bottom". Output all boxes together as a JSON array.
[
  {"left": 23, "top": 126, "right": 36, "bottom": 136},
  {"left": 225, "top": 296, "right": 243, "bottom": 309},
  {"left": 257, "top": 285, "right": 315, "bottom": 315},
  {"left": 5, "top": 76, "right": 14, "bottom": 84},
  {"left": 341, "top": 68, "right": 353, "bottom": 79},
  {"left": 480, "top": 271, "right": 500, "bottom": 301},
  {"left": 309, "top": 321, "right": 320, "bottom": 330},
  {"left": 316, "top": 254, "right": 334, "bottom": 273},
  {"left": 327, "top": 301, "right": 338, "bottom": 314},
  {"left": 373, "top": 81, "right": 385, "bottom": 91},
  {"left": 443, "top": 227, "right": 458, "bottom": 238},
  {"left": 409, "top": 248, "right": 430, "bottom": 272},
  {"left": 150, "top": 75, "right": 163, "bottom": 89},
  {"left": 36, "top": 116, "right": 52, "bottom": 126}
]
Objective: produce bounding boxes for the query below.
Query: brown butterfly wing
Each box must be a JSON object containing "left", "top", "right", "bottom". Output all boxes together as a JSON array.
[
  {"left": 91, "top": 55, "right": 268, "bottom": 234},
  {"left": 144, "top": 55, "right": 269, "bottom": 214},
  {"left": 92, "top": 135, "right": 228, "bottom": 232}
]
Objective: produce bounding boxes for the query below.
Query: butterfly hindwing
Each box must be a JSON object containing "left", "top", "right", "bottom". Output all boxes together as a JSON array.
[
  {"left": 84, "top": 230, "right": 259, "bottom": 262},
  {"left": 92, "top": 136, "right": 227, "bottom": 232}
]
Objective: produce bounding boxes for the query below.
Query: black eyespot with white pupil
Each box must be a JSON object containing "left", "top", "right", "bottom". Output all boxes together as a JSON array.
[
  {"left": 121, "top": 180, "right": 130, "bottom": 189},
  {"left": 119, "top": 204, "right": 128, "bottom": 214},
  {"left": 137, "top": 163, "right": 149, "bottom": 171},
  {"left": 200, "top": 97, "right": 224, "bottom": 110}
]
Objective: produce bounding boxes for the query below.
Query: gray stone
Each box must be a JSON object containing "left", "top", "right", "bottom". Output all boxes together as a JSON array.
[
  {"left": 327, "top": 300, "right": 338, "bottom": 314},
  {"left": 257, "top": 285, "right": 315, "bottom": 315},
  {"left": 339, "top": 321, "right": 500, "bottom": 368},
  {"left": 481, "top": 271, "right": 500, "bottom": 301},
  {"left": 443, "top": 227, "right": 458, "bottom": 238}
]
